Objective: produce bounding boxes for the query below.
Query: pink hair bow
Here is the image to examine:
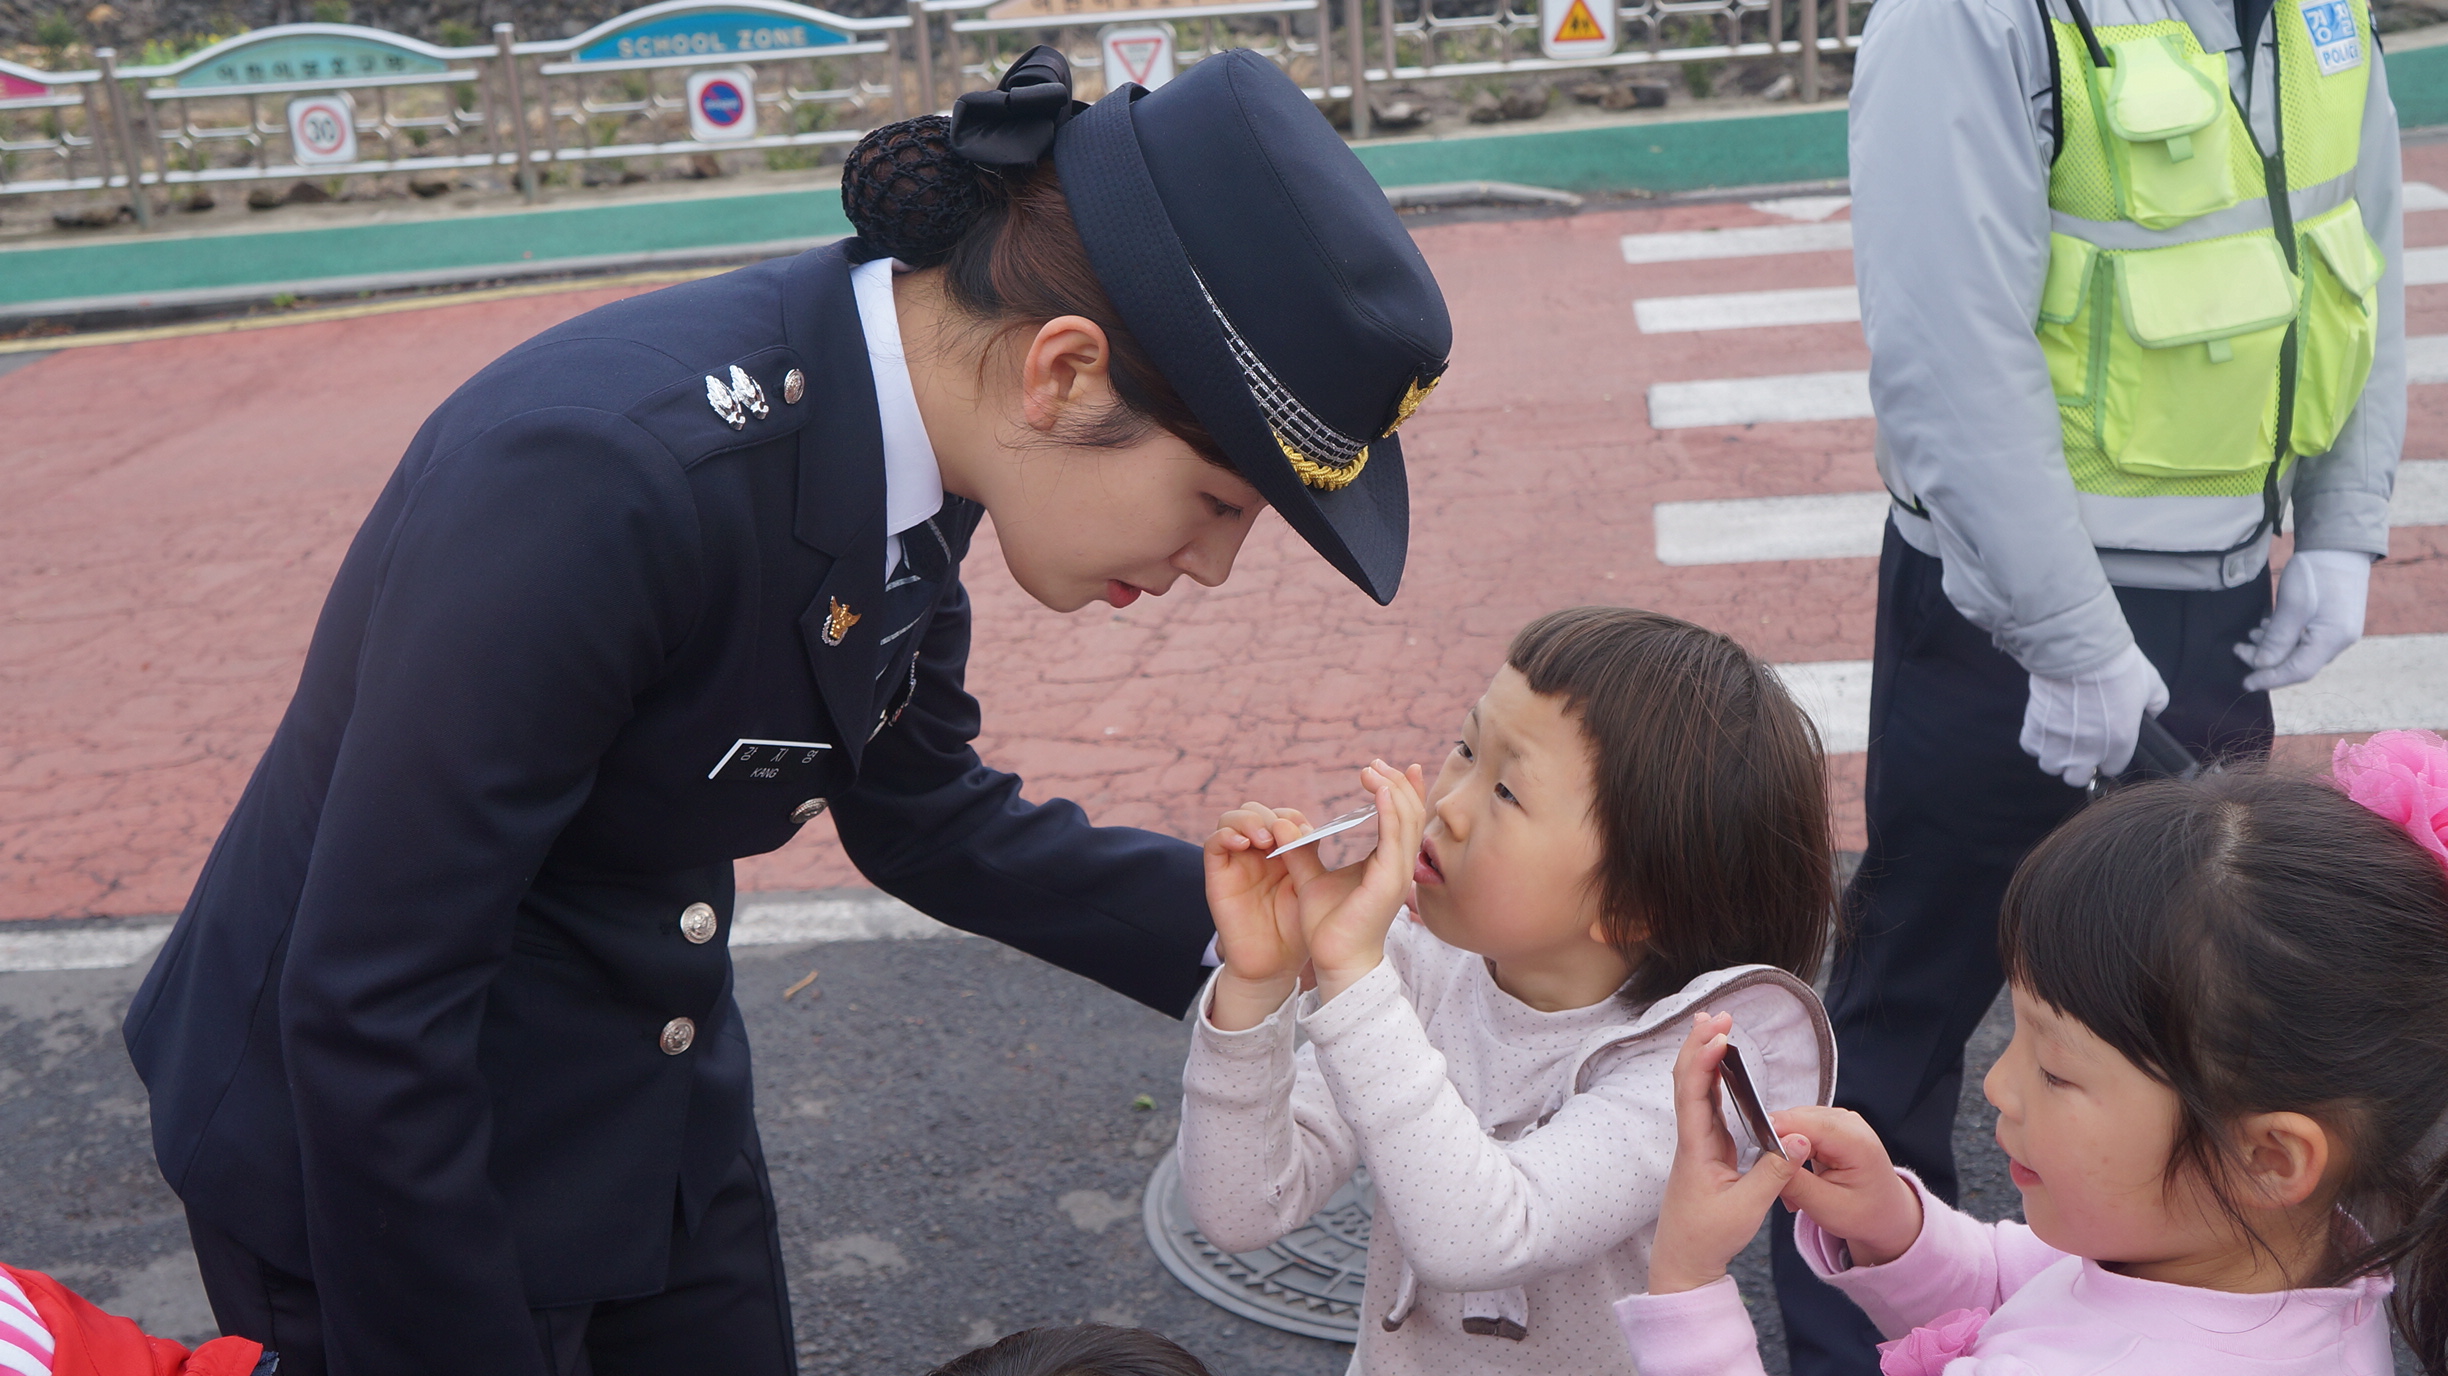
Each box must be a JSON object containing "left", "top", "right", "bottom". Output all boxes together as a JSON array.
[
  {"left": 1876, "top": 1308, "right": 1988, "bottom": 1376},
  {"left": 2332, "top": 729, "right": 2448, "bottom": 872}
]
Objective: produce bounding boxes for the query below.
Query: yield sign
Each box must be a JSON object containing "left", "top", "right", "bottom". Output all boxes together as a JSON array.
[{"left": 1100, "top": 23, "right": 1176, "bottom": 90}]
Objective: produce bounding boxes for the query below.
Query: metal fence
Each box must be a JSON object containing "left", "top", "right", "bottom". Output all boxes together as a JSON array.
[{"left": 0, "top": 0, "right": 1863, "bottom": 226}]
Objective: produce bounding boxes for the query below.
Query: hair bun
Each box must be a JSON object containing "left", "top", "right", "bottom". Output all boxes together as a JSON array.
[{"left": 840, "top": 116, "right": 997, "bottom": 268}]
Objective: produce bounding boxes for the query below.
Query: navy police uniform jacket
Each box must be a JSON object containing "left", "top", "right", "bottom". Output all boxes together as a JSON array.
[{"left": 121, "top": 244, "right": 1214, "bottom": 1369}]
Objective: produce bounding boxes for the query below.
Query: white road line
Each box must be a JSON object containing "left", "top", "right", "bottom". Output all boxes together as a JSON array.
[
  {"left": 1620, "top": 221, "right": 1854, "bottom": 264},
  {"left": 2414, "top": 334, "right": 2448, "bottom": 386},
  {"left": 1651, "top": 336, "right": 2446, "bottom": 430},
  {"left": 2270, "top": 633, "right": 2448, "bottom": 735},
  {"left": 1656, "top": 461, "right": 2448, "bottom": 566},
  {"left": 1649, "top": 369, "right": 1873, "bottom": 428},
  {"left": 1750, "top": 195, "right": 1852, "bottom": 221},
  {"left": 0, "top": 890, "right": 959, "bottom": 975},
  {"left": 1636, "top": 285, "right": 1861, "bottom": 333},
  {"left": 0, "top": 924, "right": 171, "bottom": 973},
  {"left": 2413, "top": 246, "right": 2448, "bottom": 288},
  {"left": 1657, "top": 491, "right": 1894, "bottom": 564},
  {"left": 1774, "top": 633, "right": 2448, "bottom": 757},
  {"left": 2406, "top": 182, "right": 2448, "bottom": 213}
]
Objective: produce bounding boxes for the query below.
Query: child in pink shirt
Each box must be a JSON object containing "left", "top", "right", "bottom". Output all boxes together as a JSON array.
[{"left": 1617, "top": 731, "right": 2448, "bottom": 1376}]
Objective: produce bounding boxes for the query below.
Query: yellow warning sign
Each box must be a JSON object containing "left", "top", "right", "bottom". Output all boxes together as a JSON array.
[{"left": 1552, "top": 0, "right": 1605, "bottom": 42}]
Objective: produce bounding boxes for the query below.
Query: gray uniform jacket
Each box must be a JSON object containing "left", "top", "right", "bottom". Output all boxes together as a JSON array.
[{"left": 1850, "top": 0, "right": 2405, "bottom": 678}]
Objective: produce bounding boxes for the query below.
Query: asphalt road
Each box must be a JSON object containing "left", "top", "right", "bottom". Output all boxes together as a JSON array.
[{"left": 0, "top": 924, "right": 2030, "bottom": 1376}]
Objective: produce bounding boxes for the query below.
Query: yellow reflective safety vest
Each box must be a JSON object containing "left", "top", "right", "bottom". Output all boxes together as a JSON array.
[{"left": 2036, "top": 0, "right": 2385, "bottom": 560}]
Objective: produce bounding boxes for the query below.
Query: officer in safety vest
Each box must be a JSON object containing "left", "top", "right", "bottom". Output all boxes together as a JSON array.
[{"left": 1770, "top": 0, "right": 2405, "bottom": 1364}]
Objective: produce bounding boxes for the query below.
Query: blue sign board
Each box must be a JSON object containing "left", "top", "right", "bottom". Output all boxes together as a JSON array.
[
  {"left": 179, "top": 34, "right": 448, "bottom": 88},
  {"left": 699, "top": 77, "right": 748, "bottom": 125},
  {"left": 576, "top": 11, "right": 851, "bottom": 62}
]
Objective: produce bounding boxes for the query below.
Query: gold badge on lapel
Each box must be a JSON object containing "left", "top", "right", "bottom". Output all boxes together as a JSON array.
[{"left": 820, "top": 597, "right": 861, "bottom": 647}]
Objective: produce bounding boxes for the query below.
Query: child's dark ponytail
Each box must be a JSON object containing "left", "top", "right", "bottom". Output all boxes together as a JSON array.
[{"left": 1999, "top": 764, "right": 2448, "bottom": 1375}]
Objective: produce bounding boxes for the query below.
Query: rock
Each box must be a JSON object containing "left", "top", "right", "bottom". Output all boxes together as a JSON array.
[
  {"left": 1311, "top": 94, "right": 1352, "bottom": 129},
  {"left": 686, "top": 153, "right": 724, "bottom": 179},
  {"left": 1465, "top": 89, "right": 1504, "bottom": 124},
  {"left": 1499, "top": 83, "right": 1550, "bottom": 120},
  {"left": 408, "top": 176, "right": 454, "bottom": 198},
  {"left": 1759, "top": 72, "right": 1796, "bottom": 100},
  {"left": 1372, "top": 98, "right": 1428, "bottom": 131},
  {"left": 1601, "top": 80, "right": 1672, "bottom": 110},
  {"left": 50, "top": 203, "right": 124, "bottom": 229},
  {"left": 246, "top": 185, "right": 285, "bottom": 210},
  {"left": 284, "top": 179, "right": 331, "bottom": 203},
  {"left": 1565, "top": 78, "right": 1611, "bottom": 104},
  {"left": 181, "top": 189, "right": 215, "bottom": 212}
]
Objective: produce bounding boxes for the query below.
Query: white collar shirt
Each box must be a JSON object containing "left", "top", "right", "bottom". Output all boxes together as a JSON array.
[{"left": 850, "top": 255, "right": 945, "bottom": 577}]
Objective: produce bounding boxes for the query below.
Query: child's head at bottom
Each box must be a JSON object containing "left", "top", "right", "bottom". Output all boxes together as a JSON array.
[
  {"left": 1414, "top": 606, "right": 1833, "bottom": 1003},
  {"left": 1992, "top": 749, "right": 2448, "bottom": 1368},
  {"left": 925, "top": 1324, "right": 1211, "bottom": 1376}
]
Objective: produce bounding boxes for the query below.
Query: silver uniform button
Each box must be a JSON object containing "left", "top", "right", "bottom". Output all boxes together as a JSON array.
[
  {"left": 782, "top": 368, "right": 806, "bottom": 405},
  {"left": 679, "top": 902, "right": 718, "bottom": 945},
  {"left": 790, "top": 797, "right": 829, "bottom": 824},
  {"left": 660, "top": 1017, "right": 696, "bottom": 1055}
]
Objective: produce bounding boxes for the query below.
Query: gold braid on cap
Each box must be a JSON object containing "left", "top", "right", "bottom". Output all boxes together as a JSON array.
[{"left": 1194, "top": 272, "right": 1374, "bottom": 492}]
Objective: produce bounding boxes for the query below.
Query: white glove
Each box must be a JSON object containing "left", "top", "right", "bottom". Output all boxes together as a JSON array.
[
  {"left": 2234, "top": 548, "right": 2372, "bottom": 692},
  {"left": 2020, "top": 644, "right": 2172, "bottom": 787}
]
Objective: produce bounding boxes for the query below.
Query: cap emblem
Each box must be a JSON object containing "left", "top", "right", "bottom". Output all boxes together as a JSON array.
[{"left": 1383, "top": 374, "right": 1440, "bottom": 437}]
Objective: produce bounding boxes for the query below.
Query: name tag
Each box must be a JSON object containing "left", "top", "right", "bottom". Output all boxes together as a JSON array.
[
  {"left": 2299, "top": 0, "right": 2363, "bottom": 75},
  {"left": 708, "top": 738, "right": 831, "bottom": 783}
]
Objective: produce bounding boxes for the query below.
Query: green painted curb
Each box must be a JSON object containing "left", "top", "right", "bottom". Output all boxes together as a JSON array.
[
  {"left": 2387, "top": 41, "right": 2448, "bottom": 130},
  {"left": 2, "top": 40, "right": 2437, "bottom": 312},
  {"left": 1355, "top": 107, "right": 1850, "bottom": 195},
  {"left": 0, "top": 188, "right": 853, "bottom": 309}
]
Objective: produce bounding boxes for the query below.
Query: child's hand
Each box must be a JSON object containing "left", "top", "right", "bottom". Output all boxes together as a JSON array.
[
  {"left": 1203, "top": 803, "right": 1313, "bottom": 1031},
  {"left": 1647, "top": 1012, "right": 1810, "bottom": 1295},
  {"left": 1772, "top": 1105, "right": 1924, "bottom": 1267},
  {"left": 1294, "top": 761, "right": 1427, "bottom": 1003}
]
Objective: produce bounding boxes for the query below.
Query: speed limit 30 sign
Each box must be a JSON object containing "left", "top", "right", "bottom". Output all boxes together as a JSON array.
[{"left": 287, "top": 92, "right": 359, "bottom": 165}]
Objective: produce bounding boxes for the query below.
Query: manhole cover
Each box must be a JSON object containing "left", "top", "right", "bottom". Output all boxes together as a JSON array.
[{"left": 1141, "top": 1146, "right": 1369, "bottom": 1342}]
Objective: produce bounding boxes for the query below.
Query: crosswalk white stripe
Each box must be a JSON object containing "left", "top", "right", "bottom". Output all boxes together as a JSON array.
[
  {"left": 2412, "top": 246, "right": 2448, "bottom": 288},
  {"left": 2413, "top": 334, "right": 2448, "bottom": 386},
  {"left": 1774, "top": 633, "right": 2448, "bottom": 756},
  {"left": 1649, "top": 370, "right": 1873, "bottom": 428},
  {"left": 1620, "top": 221, "right": 1854, "bottom": 264},
  {"left": 2406, "top": 182, "right": 2448, "bottom": 213},
  {"left": 0, "top": 890, "right": 958, "bottom": 974},
  {"left": 1749, "top": 195, "right": 1853, "bottom": 222},
  {"left": 1656, "top": 491, "right": 1894, "bottom": 564},
  {"left": 1656, "top": 460, "right": 2448, "bottom": 566},
  {"left": 1651, "top": 336, "right": 2447, "bottom": 430},
  {"left": 1636, "top": 286, "right": 1861, "bottom": 333}
]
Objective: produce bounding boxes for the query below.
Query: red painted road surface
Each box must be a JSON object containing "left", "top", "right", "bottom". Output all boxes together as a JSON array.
[{"left": 6, "top": 142, "right": 2445, "bottom": 921}]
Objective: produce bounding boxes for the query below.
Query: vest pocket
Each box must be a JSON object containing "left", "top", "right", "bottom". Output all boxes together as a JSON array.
[
  {"left": 2103, "top": 37, "right": 2240, "bottom": 229},
  {"left": 2290, "top": 200, "right": 2384, "bottom": 455},
  {"left": 2038, "top": 234, "right": 2100, "bottom": 403},
  {"left": 2102, "top": 233, "right": 2298, "bottom": 476}
]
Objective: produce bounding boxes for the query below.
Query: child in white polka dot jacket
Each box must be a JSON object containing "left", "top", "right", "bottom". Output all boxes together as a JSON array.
[{"left": 1179, "top": 607, "right": 1837, "bottom": 1375}]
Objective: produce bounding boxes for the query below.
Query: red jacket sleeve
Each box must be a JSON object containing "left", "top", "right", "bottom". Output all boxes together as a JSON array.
[{"left": 3, "top": 1266, "right": 265, "bottom": 1376}]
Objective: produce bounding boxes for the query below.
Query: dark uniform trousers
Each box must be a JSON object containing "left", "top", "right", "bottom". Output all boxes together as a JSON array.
[
  {"left": 1771, "top": 522, "right": 2274, "bottom": 1375},
  {"left": 186, "top": 1136, "right": 796, "bottom": 1376}
]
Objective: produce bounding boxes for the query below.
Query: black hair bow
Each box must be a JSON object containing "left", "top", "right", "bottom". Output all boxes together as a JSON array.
[{"left": 947, "top": 45, "right": 1085, "bottom": 167}]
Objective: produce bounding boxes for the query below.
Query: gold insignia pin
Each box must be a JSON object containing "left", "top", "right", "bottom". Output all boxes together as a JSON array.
[
  {"left": 1382, "top": 374, "right": 1441, "bottom": 438},
  {"left": 820, "top": 597, "right": 861, "bottom": 647}
]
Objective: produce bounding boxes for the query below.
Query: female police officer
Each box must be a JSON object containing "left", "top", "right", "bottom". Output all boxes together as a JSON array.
[{"left": 120, "top": 46, "right": 1450, "bottom": 1376}]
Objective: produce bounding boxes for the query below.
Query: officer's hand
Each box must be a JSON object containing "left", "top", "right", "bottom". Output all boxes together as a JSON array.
[
  {"left": 2019, "top": 644, "right": 2170, "bottom": 787},
  {"left": 2235, "top": 549, "right": 2372, "bottom": 692},
  {"left": 1202, "top": 803, "right": 1311, "bottom": 1031},
  {"left": 1300, "top": 761, "right": 1427, "bottom": 1005}
]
